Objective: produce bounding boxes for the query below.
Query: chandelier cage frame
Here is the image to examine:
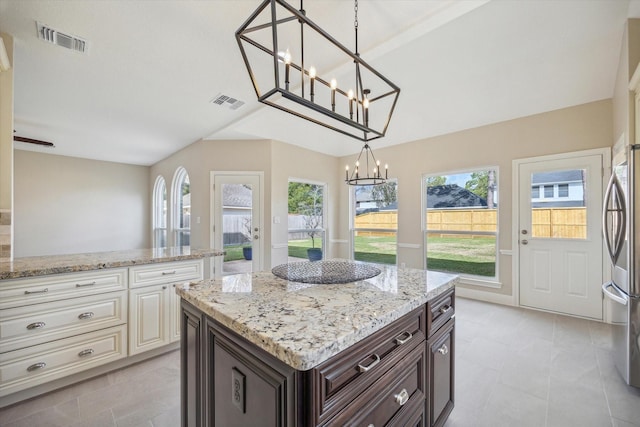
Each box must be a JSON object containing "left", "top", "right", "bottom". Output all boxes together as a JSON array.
[
  {"left": 345, "top": 143, "right": 388, "bottom": 186},
  {"left": 235, "top": 0, "right": 401, "bottom": 142}
]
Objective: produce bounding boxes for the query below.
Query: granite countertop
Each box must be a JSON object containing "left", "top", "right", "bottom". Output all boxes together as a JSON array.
[
  {"left": 177, "top": 262, "right": 458, "bottom": 370},
  {"left": 0, "top": 247, "right": 225, "bottom": 280}
]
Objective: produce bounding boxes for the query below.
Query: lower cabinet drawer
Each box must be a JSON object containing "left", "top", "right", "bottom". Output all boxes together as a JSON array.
[
  {"left": 0, "top": 325, "right": 127, "bottom": 397},
  {"left": 0, "top": 291, "right": 127, "bottom": 353},
  {"left": 314, "top": 306, "right": 426, "bottom": 424},
  {"left": 329, "top": 341, "right": 426, "bottom": 427},
  {"left": 129, "top": 260, "right": 203, "bottom": 289}
]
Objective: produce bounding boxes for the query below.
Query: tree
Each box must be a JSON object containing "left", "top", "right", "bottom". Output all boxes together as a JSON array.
[
  {"left": 425, "top": 176, "right": 447, "bottom": 187},
  {"left": 370, "top": 181, "right": 397, "bottom": 208},
  {"left": 465, "top": 171, "right": 496, "bottom": 208}
]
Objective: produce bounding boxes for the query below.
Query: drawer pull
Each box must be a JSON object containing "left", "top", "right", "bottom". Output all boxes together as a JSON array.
[
  {"left": 437, "top": 344, "right": 449, "bottom": 355},
  {"left": 78, "top": 349, "right": 94, "bottom": 357},
  {"left": 439, "top": 305, "right": 452, "bottom": 315},
  {"left": 161, "top": 271, "right": 176, "bottom": 276},
  {"left": 27, "top": 362, "right": 46, "bottom": 372},
  {"left": 357, "top": 354, "right": 380, "bottom": 373},
  {"left": 26, "top": 322, "right": 46, "bottom": 330},
  {"left": 394, "top": 388, "right": 409, "bottom": 406},
  {"left": 394, "top": 331, "right": 413, "bottom": 345},
  {"left": 24, "top": 288, "right": 48, "bottom": 295},
  {"left": 76, "top": 281, "right": 97, "bottom": 288},
  {"left": 78, "top": 312, "right": 94, "bottom": 320}
]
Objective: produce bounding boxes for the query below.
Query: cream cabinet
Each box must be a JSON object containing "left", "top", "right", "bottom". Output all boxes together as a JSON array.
[
  {"left": 128, "top": 260, "right": 203, "bottom": 355},
  {"left": 0, "top": 269, "right": 129, "bottom": 398}
]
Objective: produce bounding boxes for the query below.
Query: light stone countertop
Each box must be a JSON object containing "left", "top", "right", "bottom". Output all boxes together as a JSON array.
[
  {"left": 177, "top": 262, "right": 458, "bottom": 370},
  {"left": 0, "top": 247, "right": 225, "bottom": 280}
]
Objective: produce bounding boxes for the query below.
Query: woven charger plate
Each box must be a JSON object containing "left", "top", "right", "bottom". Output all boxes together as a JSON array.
[{"left": 271, "top": 260, "right": 381, "bottom": 284}]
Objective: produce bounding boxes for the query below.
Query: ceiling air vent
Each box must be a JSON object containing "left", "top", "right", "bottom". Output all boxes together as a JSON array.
[
  {"left": 211, "top": 93, "right": 245, "bottom": 110},
  {"left": 36, "top": 22, "right": 88, "bottom": 54}
]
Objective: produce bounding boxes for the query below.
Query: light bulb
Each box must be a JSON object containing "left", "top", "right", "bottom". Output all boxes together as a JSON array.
[
  {"left": 348, "top": 89, "right": 354, "bottom": 100},
  {"left": 363, "top": 98, "right": 369, "bottom": 109},
  {"left": 356, "top": 160, "right": 360, "bottom": 167},
  {"left": 330, "top": 79, "right": 337, "bottom": 90},
  {"left": 284, "top": 49, "right": 291, "bottom": 64},
  {"left": 309, "top": 66, "right": 316, "bottom": 79}
]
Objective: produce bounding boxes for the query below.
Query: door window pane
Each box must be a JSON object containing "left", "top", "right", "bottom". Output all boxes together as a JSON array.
[
  {"left": 424, "top": 170, "right": 498, "bottom": 278},
  {"left": 530, "top": 169, "right": 586, "bottom": 239},
  {"left": 172, "top": 167, "right": 190, "bottom": 246},
  {"left": 222, "top": 184, "right": 253, "bottom": 272}
]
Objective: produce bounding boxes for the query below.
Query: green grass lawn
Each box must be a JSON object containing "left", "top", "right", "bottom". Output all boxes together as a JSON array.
[{"left": 228, "top": 236, "right": 495, "bottom": 277}]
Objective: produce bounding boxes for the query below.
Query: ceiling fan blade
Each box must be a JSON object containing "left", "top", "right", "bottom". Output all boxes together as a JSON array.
[{"left": 13, "top": 136, "right": 55, "bottom": 147}]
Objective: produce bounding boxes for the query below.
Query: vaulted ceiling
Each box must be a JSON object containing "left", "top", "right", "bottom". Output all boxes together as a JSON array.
[{"left": 0, "top": 0, "right": 636, "bottom": 166}]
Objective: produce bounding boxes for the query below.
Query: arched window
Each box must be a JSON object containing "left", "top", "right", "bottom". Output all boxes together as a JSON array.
[
  {"left": 172, "top": 167, "right": 190, "bottom": 247},
  {"left": 152, "top": 176, "right": 167, "bottom": 248}
]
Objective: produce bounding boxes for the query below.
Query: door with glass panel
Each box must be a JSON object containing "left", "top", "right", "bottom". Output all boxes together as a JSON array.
[
  {"left": 288, "top": 181, "right": 326, "bottom": 262},
  {"left": 213, "top": 173, "right": 262, "bottom": 276},
  {"left": 518, "top": 153, "right": 603, "bottom": 319}
]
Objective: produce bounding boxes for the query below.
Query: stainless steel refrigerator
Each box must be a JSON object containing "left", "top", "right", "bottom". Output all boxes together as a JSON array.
[{"left": 602, "top": 143, "right": 640, "bottom": 388}]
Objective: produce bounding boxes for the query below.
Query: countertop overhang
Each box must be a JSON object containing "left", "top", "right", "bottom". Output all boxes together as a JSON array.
[
  {"left": 177, "top": 263, "right": 458, "bottom": 370},
  {"left": 0, "top": 247, "right": 225, "bottom": 280}
]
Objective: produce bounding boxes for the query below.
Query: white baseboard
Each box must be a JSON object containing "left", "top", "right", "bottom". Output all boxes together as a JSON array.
[{"left": 455, "top": 285, "right": 515, "bottom": 306}]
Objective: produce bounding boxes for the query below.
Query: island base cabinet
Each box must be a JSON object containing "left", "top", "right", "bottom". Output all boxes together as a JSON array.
[
  {"left": 427, "top": 318, "right": 454, "bottom": 427},
  {"left": 205, "top": 317, "right": 298, "bottom": 427},
  {"left": 181, "top": 301, "right": 202, "bottom": 427}
]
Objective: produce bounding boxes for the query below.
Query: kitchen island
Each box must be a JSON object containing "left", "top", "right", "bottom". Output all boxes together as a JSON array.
[
  {"left": 178, "top": 261, "right": 458, "bottom": 427},
  {"left": 0, "top": 247, "right": 224, "bottom": 407}
]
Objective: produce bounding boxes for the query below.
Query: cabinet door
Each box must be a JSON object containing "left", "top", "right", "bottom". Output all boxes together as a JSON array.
[
  {"left": 427, "top": 319, "right": 454, "bottom": 427},
  {"left": 129, "top": 285, "right": 170, "bottom": 355}
]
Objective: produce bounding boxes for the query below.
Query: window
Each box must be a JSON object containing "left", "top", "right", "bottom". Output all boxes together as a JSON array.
[
  {"left": 152, "top": 176, "right": 167, "bottom": 248},
  {"left": 172, "top": 167, "right": 190, "bottom": 246},
  {"left": 558, "top": 184, "right": 569, "bottom": 197},
  {"left": 351, "top": 180, "right": 397, "bottom": 265},
  {"left": 424, "top": 170, "right": 498, "bottom": 278},
  {"left": 288, "top": 180, "right": 326, "bottom": 261},
  {"left": 544, "top": 185, "right": 554, "bottom": 198},
  {"left": 531, "top": 186, "right": 539, "bottom": 198}
]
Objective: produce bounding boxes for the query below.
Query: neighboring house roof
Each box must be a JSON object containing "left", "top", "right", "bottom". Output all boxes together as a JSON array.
[
  {"left": 426, "top": 185, "right": 487, "bottom": 209},
  {"left": 532, "top": 170, "right": 583, "bottom": 185},
  {"left": 223, "top": 184, "right": 252, "bottom": 208}
]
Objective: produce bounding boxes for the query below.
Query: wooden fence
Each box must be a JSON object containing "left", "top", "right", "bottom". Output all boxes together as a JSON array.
[{"left": 354, "top": 208, "right": 586, "bottom": 239}]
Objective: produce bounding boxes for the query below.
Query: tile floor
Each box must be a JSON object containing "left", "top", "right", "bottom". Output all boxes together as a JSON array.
[{"left": 0, "top": 297, "right": 639, "bottom": 426}]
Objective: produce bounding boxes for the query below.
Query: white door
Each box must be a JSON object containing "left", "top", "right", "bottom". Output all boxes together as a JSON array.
[
  {"left": 518, "top": 152, "right": 604, "bottom": 319},
  {"left": 212, "top": 173, "right": 263, "bottom": 276}
]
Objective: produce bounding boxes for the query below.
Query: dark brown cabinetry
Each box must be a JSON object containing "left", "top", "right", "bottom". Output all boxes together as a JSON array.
[{"left": 181, "top": 288, "right": 455, "bottom": 427}]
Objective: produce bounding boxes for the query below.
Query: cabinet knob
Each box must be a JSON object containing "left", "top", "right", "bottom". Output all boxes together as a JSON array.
[
  {"left": 438, "top": 344, "right": 449, "bottom": 355},
  {"left": 357, "top": 354, "right": 380, "bottom": 373},
  {"left": 394, "top": 388, "right": 409, "bottom": 406},
  {"left": 24, "top": 288, "right": 48, "bottom": 295},
  {"left": 27, "top": 362, "right": 46, "bottom": 372},
  {"left": 78, "top": 349, "right": 94, "bottom": 358},
  {"left": 75, "top": 281, "right": 96, "bottom": 288},
  {"left": 439, "top": 305, "right": 452, "bottom": 315},
  {"left": 27, "top": 322, "right": 46, "bottom": 330},
  {"left": 394, "top": 331, "right": 413, "bottom": 345}
]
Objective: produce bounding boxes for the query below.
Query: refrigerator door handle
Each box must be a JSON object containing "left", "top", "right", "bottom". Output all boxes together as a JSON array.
[
  {"left": 602, "top": 282, "right": 628, "bottom": 306},
  {"left": 602, "top": 174, "right": 627, "bottom": 265}
]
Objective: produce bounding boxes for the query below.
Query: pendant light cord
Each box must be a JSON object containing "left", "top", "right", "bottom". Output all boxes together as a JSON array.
[{"left": 354, "top": 0, "right": 359, "bottom": 55}]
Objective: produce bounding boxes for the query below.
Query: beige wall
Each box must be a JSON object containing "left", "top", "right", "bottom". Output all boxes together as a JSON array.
[
  {"left": 149, "top": 139, "right": 273, "bottom": 265},
  {"left": 270, "top": 140, "right": 344, "bottom": 266},
  {"left": 339, "top": 99, "right": 613, "bottom": 297},
  {"left": 14, "top": 151, "right": 150, "bottom": 257}
]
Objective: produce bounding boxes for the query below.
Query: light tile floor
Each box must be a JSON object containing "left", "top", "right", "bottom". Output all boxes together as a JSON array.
[{"left": 1, "top": 297, "right": 639, "bottom": 426}]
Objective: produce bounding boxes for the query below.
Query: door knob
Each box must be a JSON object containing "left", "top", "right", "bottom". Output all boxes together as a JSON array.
[
  {"left": 521, "top": 229, "right": 528, "bottom": 235},
  {"left": 254, "top": 235, "right": 259, "bottom": 240},
  {"left": 521, "top": 239, "right": 528, "bottom": 245}
]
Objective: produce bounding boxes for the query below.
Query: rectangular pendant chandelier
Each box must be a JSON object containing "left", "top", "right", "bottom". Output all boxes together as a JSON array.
[{"left": 236, "top": 0, "right": 400, "bottom": 142}]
